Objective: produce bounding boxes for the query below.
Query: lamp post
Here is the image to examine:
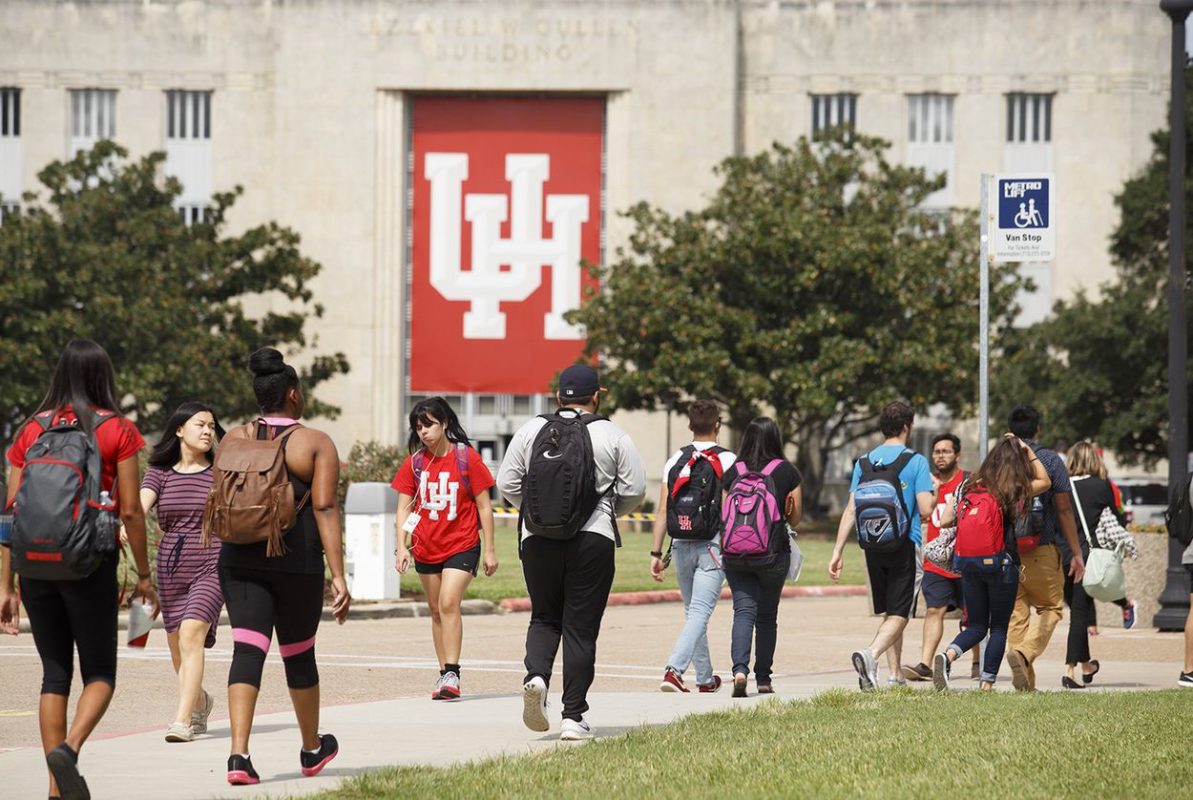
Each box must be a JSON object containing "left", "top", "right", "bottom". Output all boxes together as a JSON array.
[{"left": 1155, "top": 0, "right": 1193, "bottom": 631}]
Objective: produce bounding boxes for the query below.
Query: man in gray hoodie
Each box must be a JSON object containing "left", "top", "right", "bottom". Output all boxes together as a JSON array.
[{"left": 497, "top": 364, "right": 646, "bottom": 740}]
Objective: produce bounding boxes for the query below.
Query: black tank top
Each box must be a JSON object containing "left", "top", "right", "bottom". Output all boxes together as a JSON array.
[{"left": 218, "top": 423, "right": 325, "bottom": 575}]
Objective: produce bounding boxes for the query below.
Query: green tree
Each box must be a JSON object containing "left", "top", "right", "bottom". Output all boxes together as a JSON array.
[
  {"left": 570, "top": 133, "right": 1021, "bottom": 511},
  {"left": 0, "top": 141, "right": 349, "bottom": 447},
  {"left": 991, "top": 64, "right": 1192, "bottom": 465}
]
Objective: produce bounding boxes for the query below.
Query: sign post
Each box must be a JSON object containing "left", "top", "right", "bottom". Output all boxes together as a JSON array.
[{"left": 982, "top": 172, "right": 1056, "bottom": 456}]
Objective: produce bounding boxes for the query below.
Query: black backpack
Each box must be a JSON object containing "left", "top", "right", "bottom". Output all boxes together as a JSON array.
[
  {"left": 12, "top": 412, "right": 119, "bottom": 580},
  {"left": 665, "top": 445, "right": 726, "bottom": 541},
  {"left": 520, "top": 410, "right": 606, "bottom": 540},
  {"left": 1166, "top": 475, "right": 1193, "bottom": 548}
]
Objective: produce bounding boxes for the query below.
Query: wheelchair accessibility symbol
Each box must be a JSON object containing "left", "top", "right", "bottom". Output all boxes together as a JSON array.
[{"left": 1014, "top": 199, "right": 1044, "bottom": 228}]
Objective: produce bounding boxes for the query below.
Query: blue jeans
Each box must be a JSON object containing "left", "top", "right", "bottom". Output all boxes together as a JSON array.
[
  {"left": 725, "top": 554, "right": 790, "bottom": 685},
  {"left": 665, "top": 540, "right": 725, "bottom": 685},
  {"left": 946, "top": 558, "right": 1019, "bottom": 683}
]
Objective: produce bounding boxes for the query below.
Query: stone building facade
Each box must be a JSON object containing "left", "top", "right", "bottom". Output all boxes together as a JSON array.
[{"left": 0, "top": 0, "right": 1172, "bottom": 490}]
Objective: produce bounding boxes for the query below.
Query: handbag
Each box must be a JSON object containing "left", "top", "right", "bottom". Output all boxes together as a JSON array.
[
  {"left": 923, "top": 479, "right": 965, "bottom": 572},
  {"left": 786, "top": 529, "right": 804, "bottom": 581},
  {"left": 1071, "top": 478, "right": 1127, "bottom": 602}
]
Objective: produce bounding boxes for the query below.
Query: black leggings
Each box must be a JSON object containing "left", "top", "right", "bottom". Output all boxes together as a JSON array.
[
  {"left": 21, "top": 555, "right": 119, "bottom": 696},
  {"left": 220, "top": 567, "right": 323, "bottom": 690}
]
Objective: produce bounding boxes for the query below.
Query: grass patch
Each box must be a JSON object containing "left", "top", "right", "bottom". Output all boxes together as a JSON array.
[
  {"left": 319, "top": 689, "right": 1193, "bottom": 799},
  {"left": 400, "top": 529, "right": 865, "bottom": 602}
]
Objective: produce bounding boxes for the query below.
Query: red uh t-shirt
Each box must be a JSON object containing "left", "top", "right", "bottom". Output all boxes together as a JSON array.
[
  {"left": 924, "top": 470, "right": 967, "bottom": 578},
  {"left": 391, "top": 445, "right": 495, "bottom": 565},
  {"left": 6, "top": 408, "right": 145, "bottom": 498}
]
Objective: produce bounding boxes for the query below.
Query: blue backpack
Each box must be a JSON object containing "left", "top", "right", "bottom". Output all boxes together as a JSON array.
[{"left": 852, "top": 450, "right": 915, "bottom": 552}]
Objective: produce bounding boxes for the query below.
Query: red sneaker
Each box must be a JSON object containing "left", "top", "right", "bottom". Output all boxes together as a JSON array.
[
  {"left": 698, "top": 675, "right": 723, "bottom": 693},
  {"left": 659, "top": 668, "right": 689, "bottom": 693}
]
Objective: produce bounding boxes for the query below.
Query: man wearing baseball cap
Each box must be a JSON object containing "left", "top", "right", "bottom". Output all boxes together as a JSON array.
[{"left": 497, "top": 363, "right": 646, "bottom": 740}]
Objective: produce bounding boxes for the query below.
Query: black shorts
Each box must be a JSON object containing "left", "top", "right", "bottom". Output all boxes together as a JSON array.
[
  {"left": 922, "top": 570, "right": 965, "bottom": 612},
  {"left": 865, "top": 539, "right": 917, "bottom": 618},
  {"left": 415, "top": 542, "right": 482, "bottom": 576}
]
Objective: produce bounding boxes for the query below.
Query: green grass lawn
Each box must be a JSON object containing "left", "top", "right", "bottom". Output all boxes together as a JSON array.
[
  {"left": 400, "top": 528, "right": 866, "bottom": 602},
  {"left": 319, "top": 689, "right": 1193, "bottom": 799}
]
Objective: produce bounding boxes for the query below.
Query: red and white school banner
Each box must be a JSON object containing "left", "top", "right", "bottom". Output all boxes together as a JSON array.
[{"left": 408, "top": 96, "right": 604, "bottom": 394}]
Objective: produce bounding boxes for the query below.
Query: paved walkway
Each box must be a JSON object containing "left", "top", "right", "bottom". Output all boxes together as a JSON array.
[{"left": 0, "top": 594, "right": 1186, "bottom": 798}]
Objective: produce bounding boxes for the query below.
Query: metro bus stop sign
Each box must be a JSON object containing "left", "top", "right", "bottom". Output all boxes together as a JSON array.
[{"left": 991, "top": 174, "right": 1055, "bottom": 262}]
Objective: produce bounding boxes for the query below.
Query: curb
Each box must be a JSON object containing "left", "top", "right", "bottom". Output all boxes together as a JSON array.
[
  {"left": 14, "top": 598, "right": 500, "bottom": 635},
  {"left": 498, "top": 584, "right": 868, "bottom": 613}
]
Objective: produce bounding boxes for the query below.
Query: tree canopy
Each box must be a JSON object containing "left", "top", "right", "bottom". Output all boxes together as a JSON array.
[
  {"left": 569, "top": 133, "right": 1021, "bottom": 509},
  {"left": 991, "top": 64, "right": 1192, "bottom": 465},
  {"left": 0, "top": 142, "right": 349, "bottom": 448}
]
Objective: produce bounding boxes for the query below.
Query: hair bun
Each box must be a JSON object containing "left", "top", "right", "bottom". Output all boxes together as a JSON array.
[{"left": 248, "top": 347, "right": 288, "bottom": 377}]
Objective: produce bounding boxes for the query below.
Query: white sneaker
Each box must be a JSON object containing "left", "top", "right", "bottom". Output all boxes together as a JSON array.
[
  {"left": 164, "top": 721, "right": 194, "bottom": 743},
  {"left": 559, "top": 717, "right": 594, "bottom": 741},
  {"left": 851, "top": 649, "right": 879, "bottom": 692},
  {"left": 191, "top": 689, "right": 214, "bottom": 735},
  {"left": 522, "top": 676, "right": 549, "bottom": 732}
]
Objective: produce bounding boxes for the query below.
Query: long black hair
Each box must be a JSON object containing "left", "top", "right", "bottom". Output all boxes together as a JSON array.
[
  {"left": 736, "top": 417, "right": 786, "bottom": 472},
  {"left": 407, "top": 397, "right": 471, "bottom": 453},
  {"left": 35, "top": 338, "right": 122, "bottom": 434},
  {"left": 147, "top": 402, "right": 226, "bottom": 469},
  {"left": 249, "top": 347, "right": 300, "bottom": 413}
]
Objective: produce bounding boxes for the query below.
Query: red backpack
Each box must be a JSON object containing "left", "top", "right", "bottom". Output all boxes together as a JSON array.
[{"left": 954, "top": 488, "right": 1012, "bottom": 559}]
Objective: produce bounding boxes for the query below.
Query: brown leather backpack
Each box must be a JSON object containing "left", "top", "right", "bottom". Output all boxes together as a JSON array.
[{"left": 201, "top": 423, "right": 310, "bottom": 556}]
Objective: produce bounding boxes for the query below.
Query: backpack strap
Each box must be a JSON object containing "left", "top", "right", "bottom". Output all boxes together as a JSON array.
[
  {"left": 667, "top": 445, "right": 697, "bottom": 498},
  {"left": 761, "top": 459, "right": 783, "bottom": 476},
  {"left": 253, "top": 422, "right": 310, "bottom": 512},
  {"left": 454, "top": 442, "right": 473, "bottom": 497},
  {"left": 735, "top": 461, "right": 747, "bottom": 476}
]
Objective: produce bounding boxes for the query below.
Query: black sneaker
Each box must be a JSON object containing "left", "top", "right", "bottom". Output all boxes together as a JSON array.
[
  {"left": 300, "top": 733, "right": 339, "bottom": 777},
  {"left": 1179, "top": 671, "right": 1193, "bottom": 688},
  {"left": 227, "top": 754, "right": 260, "bottom": 785},
  {"left": 46, "top": 744, "right": 89, "bottom": 800},
  {"left": 732, "top": 674, "right": 748, "bottom": 698}
]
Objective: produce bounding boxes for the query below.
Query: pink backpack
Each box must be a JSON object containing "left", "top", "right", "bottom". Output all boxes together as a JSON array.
[{"left": 720, "top": 460, "right": 787, "bottom": 570}]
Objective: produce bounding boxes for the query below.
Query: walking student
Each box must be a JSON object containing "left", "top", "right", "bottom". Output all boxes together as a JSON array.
[
  {"left": 903, "top": 433, "right": 980, "bottom": 682},
  {"left": 829, "top": 401, "right": 934, "bottom": 690},
  {"left": 497, "top": 364, "right": 646, "bottom": 740},
  {"left": 1004, "top": 405, "right": 1085, "bottom": 692},
  {"left": 1062, "top": 442, "right": 1131, "bottom": 689},
  {"left": 140, "top": 402, "right": 225, "bottom": 742},
  {"left": 650, "top": 400, "right": 735, "bottom": 694},
  {"left": 0, "top": 339, "right": 159, "bottom": 800},
  {"left": 720, "top": 417, "right": 802, "bottom": 697},
  {"left": 392, "top": 396, "right": 498, "bottom": 701},
  {"left": 931, "top": 435, "right": 1052, "bottom": 690},
  {"left": 214, "top": 348, "right": 351, "bottom": 785}
]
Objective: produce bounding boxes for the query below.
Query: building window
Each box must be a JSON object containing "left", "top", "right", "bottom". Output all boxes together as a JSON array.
[
  {"left": 69, "top": 89, "right": 117, "bottom": 155},
  {"left": 908, "top": 94, "right": 953, "bottom": 144},
  {"left": 165, "top": 91, "right": 214, "bottom": 226},
  {"left": 167, "top": 90, "right": 212, "bottom": 141},
  {"left": 177, "top": 205, "right": 208, "bottom": 226},
  {"left": 906, "top": 94, "right": 955, "bottom": 209},
  {"left": 1006, "top": 93, "right": 1052, "bottom": 144},
  {"left": 811, "top": 93, "right": 857, "bottom": 135},
  {"left": 1, "top": 88, "right": 20, "bottom": 221}
]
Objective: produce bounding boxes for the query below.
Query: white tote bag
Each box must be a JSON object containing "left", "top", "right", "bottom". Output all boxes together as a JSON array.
[{"left": 1071, "top": 478, "right": 1127, "bottom": 602}]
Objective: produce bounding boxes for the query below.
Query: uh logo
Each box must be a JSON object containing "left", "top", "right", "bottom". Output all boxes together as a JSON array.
[{"left": 425, "top": 152, "right": 589, "bottom": 341}]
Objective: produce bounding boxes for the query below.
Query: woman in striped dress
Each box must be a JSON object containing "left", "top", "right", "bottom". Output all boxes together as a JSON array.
[{"left": 140, "top": 402, "right": 225, "bottom": 742}]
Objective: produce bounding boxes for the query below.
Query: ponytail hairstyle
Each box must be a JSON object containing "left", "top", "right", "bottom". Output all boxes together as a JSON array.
[
  {"left": 407, "top": 396, "right": 471, "bottom": 453},
  {"left": 35, "top": 338, "right": 123, "bottom": 434},
  {"left": 970, "top": 438, "right": 1036, "bottom": 519},
  {"left": 248, "top": 347, "right": 300, "bottom": 414},
  {"left": 147, "top": 401, "right": 225, "bottom": 469}
]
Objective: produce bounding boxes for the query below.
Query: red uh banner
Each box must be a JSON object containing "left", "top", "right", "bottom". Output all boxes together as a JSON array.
[{"left": 408, "top": 96, "right": 604, "bottom": 394}]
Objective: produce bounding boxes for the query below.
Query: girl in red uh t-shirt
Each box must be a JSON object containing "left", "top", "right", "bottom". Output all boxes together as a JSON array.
[{"left": 392, "top": 397, "right": 497, "bottom": 701}]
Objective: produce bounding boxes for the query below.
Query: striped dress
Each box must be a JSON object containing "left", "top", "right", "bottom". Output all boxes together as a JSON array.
[{"left": 143, "top": 465, "right": 223, "bottom": 647}]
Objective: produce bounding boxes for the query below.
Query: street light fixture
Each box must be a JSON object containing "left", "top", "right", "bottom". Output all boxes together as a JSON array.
[{"left": 1154, "top": 0, "right": 1193, "bottom": 631}]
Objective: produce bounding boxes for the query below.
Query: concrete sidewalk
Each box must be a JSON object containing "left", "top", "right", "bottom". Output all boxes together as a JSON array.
[{"left": 0, "top": 658, "right": 1184, "bottom": 800}]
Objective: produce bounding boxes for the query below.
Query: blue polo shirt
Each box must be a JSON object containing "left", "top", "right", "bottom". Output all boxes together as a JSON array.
[{"left": 849, "top": 444, "right": 934, "bottom": 546}]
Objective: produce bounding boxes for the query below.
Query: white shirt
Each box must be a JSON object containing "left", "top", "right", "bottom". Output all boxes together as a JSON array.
[
  {"left": 497, "top": 410, "right": 647, "bottom": 543},
  {"left": 662, "top": 441, "right": 737, "bottom": 483}
]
